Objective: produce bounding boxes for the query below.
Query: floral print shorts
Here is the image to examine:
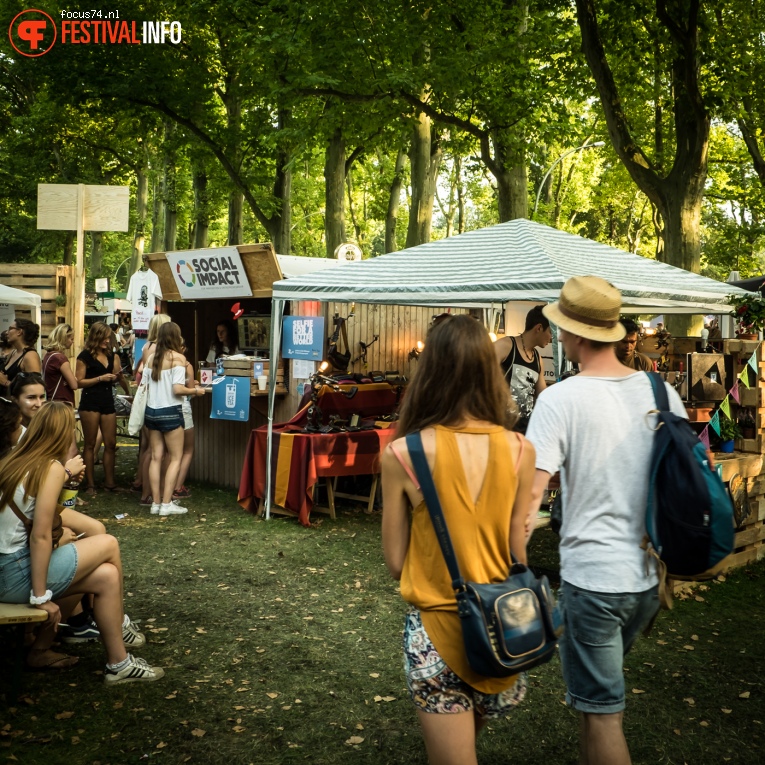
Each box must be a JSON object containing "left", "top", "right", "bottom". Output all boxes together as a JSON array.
[{"left": 403, "top": 608, "right": 527, "bottom": 718}]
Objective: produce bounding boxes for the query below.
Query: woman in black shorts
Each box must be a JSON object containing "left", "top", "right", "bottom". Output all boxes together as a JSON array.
[{"left": 76, "top": 323, "right": 131, "bottom": 495}]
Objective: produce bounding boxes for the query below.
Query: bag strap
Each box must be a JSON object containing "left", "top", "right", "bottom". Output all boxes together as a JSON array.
[
  {"left": 405, "top": 431, "right": 466, "bottom": 591},
  {"left": 7, "top": 496, "right": 33, "bottom": 536},
  {"left": 646, "top": 371, "right": 669, "bottom": 412},
  {"left": 339, "top": 320, "right": 349, "bottom": 354},
  {"left": 44, "top": 353, "right": 64, "bottom": 400}
]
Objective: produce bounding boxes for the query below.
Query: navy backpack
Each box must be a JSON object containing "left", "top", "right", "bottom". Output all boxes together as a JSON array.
[{"left": 645, "top": 373, "right": 735, "bottom": 579}]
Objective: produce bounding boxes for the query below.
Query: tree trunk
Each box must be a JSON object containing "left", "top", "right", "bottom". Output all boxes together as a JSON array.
[
  {"left": 164, "top": 173, "right": 177, "bottom": 252},
  {"left": 63, "top": 232, "right": 74, "bottom": 266},
  {"left": 193, "top": 167, "right": 209, "bottom": 248},
  {"left": 150, "top": 175, "right": 164, "bottom": 253},
  {"left": 269, "top": 108, "right": 292, "bottom": 256},
  {"left": 385, "top": 147, "right": 406, "bottom": 253},
  {"left": 494, "top": 137, "right": 528, "bottom": 221},
  {"left": 406, "top": 107, "right": 434, "bottom": 248},
  {"left": 90, "top": 232, "right": 103, "bottom": 278},
  {"left": 129, "top": 166, "right": 148, "bottom": 276},
  {"left": 228, "top": 190, "right": 243, "bottom": 245},
  {"left": 347, "top": 172, "right": 362, "bottom": 243},
  {"left": 456, "top": 156, "right": 465, "bottom": 234},
  {"left": 324, "top": 128, "right": 346, "bottom": 258}
]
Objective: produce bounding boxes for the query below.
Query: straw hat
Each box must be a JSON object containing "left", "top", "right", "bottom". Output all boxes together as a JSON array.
[{"left": 543, "top": 276, "right": 626, "bottom": 342}]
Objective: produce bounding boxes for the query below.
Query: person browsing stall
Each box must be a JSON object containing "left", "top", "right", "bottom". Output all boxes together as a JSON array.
[
  {"left": 616, "top": 318, "right": 653, "bottom": 371},
  {"left": 0, "top": 319, "right": 42, "bottom": 395},
  {"left": 493, "top": 305, "right": 552, "bottom": 433},
  {"left": 524, "top": 276, "right": 688, "bottom": 765},
  {"left": 144, "top": 322, "right": 206, "bottom": 516},
  {"left": 382, "top": 315, "right": 535, "bottom": 765},
  {"left": 76, "top": 323, "right": 131, "bottom": 496},
  {"left": 206, "top": 319, "right": 238, "bottom": 364}
]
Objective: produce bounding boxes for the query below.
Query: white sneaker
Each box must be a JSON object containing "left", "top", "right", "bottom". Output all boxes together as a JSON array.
[
  {"left": 104, "top": 654, "right": 164, "bottom": 686},
  {"left": 150, "top": 503, "right": 161, "bottom": 515},
  {"left": 159, "top": 502, "right": 187, "bottom": 516},
  {"left": 122, "top": 614, "right": 146, "bottom": 648}
]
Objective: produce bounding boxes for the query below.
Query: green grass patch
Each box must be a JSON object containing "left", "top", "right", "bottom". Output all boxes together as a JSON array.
[{"left": 2, "top": 443, "right": 764, "bottom": 764}]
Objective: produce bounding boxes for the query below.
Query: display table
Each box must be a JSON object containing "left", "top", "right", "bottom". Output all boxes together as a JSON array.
[{"left": 239, "top": 422, "right": 397, "bottom": 525}]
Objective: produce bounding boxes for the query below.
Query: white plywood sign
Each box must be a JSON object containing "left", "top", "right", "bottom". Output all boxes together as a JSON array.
[{"left": 37, "top": 184, "right": 130, "bottom": 231}]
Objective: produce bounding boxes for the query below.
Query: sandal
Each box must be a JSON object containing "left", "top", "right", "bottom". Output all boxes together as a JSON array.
[
  {"left": 102, "top": 485, "right": 125, "bottom": 493},
  {"left": 26, "top": 648, "right": 79, "bottom": 671},
  {"left": 75, "top": 496, "right": 88, "bottom": 507},
  {"left": 84, "top": 486, "right": 97, "bottom": 497}
]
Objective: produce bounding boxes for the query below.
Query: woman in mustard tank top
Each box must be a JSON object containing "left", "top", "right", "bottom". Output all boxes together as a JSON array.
[{"left": 382, "top": 315, "right": 536, "bottom": 765}]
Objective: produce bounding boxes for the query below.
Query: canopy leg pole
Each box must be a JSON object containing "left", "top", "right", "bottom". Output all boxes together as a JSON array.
[{"left": 264, "top": 299, "right": 285, "bottom": 520}]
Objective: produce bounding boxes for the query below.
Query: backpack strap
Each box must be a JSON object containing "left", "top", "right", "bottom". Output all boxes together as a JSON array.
[
  {"left": 7, "top": 497, "right": 33, "bottom": 536},
  {"left": 646, "top": 371, "right": 669, "bottom": 412},
  {"left": 405, "top": 431, "right": 466, "bottom": 592}
]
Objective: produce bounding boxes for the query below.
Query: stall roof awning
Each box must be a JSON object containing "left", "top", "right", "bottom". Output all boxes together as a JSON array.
[
  {"left": 0, "top": 282, "right": 42, "bottom": 308},
  {"left": 271, "top": 219, "right": 747, "bottom": 313}
]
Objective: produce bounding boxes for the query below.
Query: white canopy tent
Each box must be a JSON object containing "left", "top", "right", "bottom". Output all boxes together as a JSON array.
[
  {"left": 262, "top": 219, "right": 749, "bottom": 517},
  {"left": 0, "top": 283, "right": 43, "bottom": 353}
]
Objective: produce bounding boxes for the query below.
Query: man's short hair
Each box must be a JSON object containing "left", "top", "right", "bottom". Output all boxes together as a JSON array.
[
  {"left": 525, "top": 305, "right": 550, "bottom": 332},
  {"left": 621, "top": 318, "right": 640, "bottom": 336}
]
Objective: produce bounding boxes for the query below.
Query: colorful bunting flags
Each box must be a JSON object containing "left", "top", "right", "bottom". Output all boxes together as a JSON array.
[
  {"left": 698, "top": 426, "right": 710, "bottom": 449},
  {"left": 748, "top": 352, "right": 758, "bottom": 373},
  {"left": 709, "top": 411, "right": 721, "bottom": 436},
  {"left": 720, "top": 396, "right": 731, "bottom": 419},
  {"left": 739, "top": 367, "right": 750, "bottom": 388},
  {"left": 731, "top": 379, "right": 740, "bottom": 403}
]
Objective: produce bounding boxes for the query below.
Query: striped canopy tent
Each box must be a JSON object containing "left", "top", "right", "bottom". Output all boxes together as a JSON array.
[{"left": 262, "top": 219, "right": 748, "bottom": 516}]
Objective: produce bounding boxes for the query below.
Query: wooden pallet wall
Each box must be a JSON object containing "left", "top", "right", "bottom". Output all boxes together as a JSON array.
[{"left": 0, "top": 263, "right": 73, "bottom": 342}]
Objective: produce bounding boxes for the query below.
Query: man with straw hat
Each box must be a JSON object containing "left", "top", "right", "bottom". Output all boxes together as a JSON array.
[{"left": 522, "top": 276, "right": 687, "bottom": 765}]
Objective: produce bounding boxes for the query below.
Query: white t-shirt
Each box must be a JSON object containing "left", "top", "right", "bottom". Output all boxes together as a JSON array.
[
  {"left": 0, "top": 483, "right": 34, "bottom": 554},
  {"left": 146, "top": 365, "right": 186, "bottom": 409},
  {"left": 526, "top": 372, "right": 688, "bottom": 593},
  {"left": 126, "top": 271, "right": 163, "bottom": 331}
]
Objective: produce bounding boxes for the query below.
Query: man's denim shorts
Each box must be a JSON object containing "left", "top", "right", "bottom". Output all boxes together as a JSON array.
[{"left": 558, "top": 580, "right": 660, "bottom": 714}]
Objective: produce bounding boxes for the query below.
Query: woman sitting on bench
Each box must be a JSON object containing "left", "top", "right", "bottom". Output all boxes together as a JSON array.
[{"left": 0, "top": 402, "right": 164, "bottom": 684}]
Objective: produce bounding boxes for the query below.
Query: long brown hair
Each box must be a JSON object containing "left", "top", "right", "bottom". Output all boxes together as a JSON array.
[
  {"left": 84, "top": 322, "right": 112, "bottom": 356},
  {"left": 397, "top": 315, "right": 511, "bottom": 435},
  {"left": 151, "top": 322, "right": 184, "bottom": 381},
  {"left": 0, "top": 401, "right": 73, "bottom": 508}
]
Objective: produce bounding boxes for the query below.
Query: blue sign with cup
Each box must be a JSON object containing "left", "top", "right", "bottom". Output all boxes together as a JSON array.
[
  {"left": 281, "top": 316, "right": 325, "bottom": 360},
  {"left": 210, "top": 376, "right": 250, "bottom": 421}
]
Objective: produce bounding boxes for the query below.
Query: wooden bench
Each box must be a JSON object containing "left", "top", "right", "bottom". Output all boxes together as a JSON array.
[{"left": 0, "top": 603, "right": 47, "bottom": 704}]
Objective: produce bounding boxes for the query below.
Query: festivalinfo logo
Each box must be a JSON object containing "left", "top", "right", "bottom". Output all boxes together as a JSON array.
[{"left": 8, "top": 8, "right": 182, "bottom": 57}]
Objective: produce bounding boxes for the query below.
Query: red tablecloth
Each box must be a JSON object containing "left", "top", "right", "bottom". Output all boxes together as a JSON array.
[{"left": 238, "top": 423, "right": 397, "bottom": 525}]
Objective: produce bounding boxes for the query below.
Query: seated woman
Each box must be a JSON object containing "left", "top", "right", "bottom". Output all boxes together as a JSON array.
[
  {"left": 10, "top": 372, "right": 46, "bottom": 431},
  {"left": 205, "top": 319, "right": 238, "bottom": 363},
  {"left": 0, "top": 402, "right": 163, "bottom": 683},
  {"left": 381, "top": 315, "right": 534, "bottom": 765}
]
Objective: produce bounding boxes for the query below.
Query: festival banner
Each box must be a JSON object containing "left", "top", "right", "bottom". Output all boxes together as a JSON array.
[
  {"left": 709, "top": 411, "right": 721, "bottom": 436},
  {"left": 698, "top": 426, "right": 710, "bottom": 449},
  {"left": 730, "top": 379, "right": 740, "bottom": 403},
  {"left": 748, "top": 352, "right": 758, "bottom": 373},
  {"left": 720, "top": 396, "right": 731, "bottom": 419}
]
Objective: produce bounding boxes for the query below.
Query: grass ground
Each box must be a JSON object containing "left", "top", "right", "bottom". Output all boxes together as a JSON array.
[{"left": 1, "top": 441, "right": 763, "bottom": 765}]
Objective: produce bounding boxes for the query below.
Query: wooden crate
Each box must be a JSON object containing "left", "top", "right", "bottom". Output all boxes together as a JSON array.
[{"left": 0, "top": 263, "right": 73, "bottom": 342}]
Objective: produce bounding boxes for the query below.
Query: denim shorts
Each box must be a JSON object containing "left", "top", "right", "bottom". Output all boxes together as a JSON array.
[
  {"left": 402, "top": 608, "right": 527, "bottom": 718},
  {"left": 0, "top": 544, "right": 79, "bottom": 603},
  {"left": 145, "top": 405, "right": 184, "bottom": 432},
  {"left": 558, "top": 580, "right": 660, "bottom": 714}
]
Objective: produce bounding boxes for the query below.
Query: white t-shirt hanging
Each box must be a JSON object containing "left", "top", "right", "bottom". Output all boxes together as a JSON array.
[{"left": 127, "top": 270, "right": 163, "bottom": 330}]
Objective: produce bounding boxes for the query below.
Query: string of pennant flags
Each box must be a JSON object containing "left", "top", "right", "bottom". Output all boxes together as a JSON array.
[{"left": 698, "top": 349, "right": 759, "bottom": 449}]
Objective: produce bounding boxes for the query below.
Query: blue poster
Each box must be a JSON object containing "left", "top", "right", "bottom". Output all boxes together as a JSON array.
[
  {"left": 282, "top": 316, "right": 325, "bottom": 360},
  {"left": 133, "top": 338, "right": 146, "bottom": 368},
  {"left": 210, "top": 376, "right": 250, "bottom": 421}
]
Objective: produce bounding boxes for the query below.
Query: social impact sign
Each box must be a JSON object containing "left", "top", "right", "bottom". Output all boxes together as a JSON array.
[
  {"left": 210, "top": 376, "right": 250, "bottom": 422},
  {"left": 167, "top": 247, "right": 253, "bottom": 299},
  {"left": 281, "top": 316, "right": 325, "bottom": 360}
]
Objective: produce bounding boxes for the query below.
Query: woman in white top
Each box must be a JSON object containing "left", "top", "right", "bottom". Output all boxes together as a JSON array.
[
  {"left": 205, "top": 319, "right": 238, "bottom": 363},
  {"left": 0, "top": 402, "right": 163, "bottom": 682},
  {"left": 143, "top": 322, "right": 205, "bottom": 516}
]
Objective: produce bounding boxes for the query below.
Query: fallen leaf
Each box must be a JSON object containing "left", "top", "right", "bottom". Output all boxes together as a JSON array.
[
  {"left": 700, "top": 720, "right": 709, "bottom": 727},
  {"left": 684, "top": 698, "right": 696, "bottom": 706},
  {"left": 190, "top": 729, "right": 206, "bottom": 737},
  {"left": 165, "top": 694, "right": 177, "bottom": 700},
  {"left": 643, "top": 662, "right": 655, "bottom": 668},
  {"left": 55, "top": 712, "right": 74, "bottom": 720},
  {"left": 369, "top": 673, "right": 380, "bottom": 679},
  {"left": 195, "top": 627, "right": 207, "bottom": 634},
  {"left": 691, "top": 635, "right": 699, "bottom": 641},
  {"left": 673, "top": 729, "right": 681, "bottom": 736},
  {"left": 740, "top": 692, "right": 751, "bottom": 699},
  {"left": 71, "top": 736, "right": 80, "bottom": 744},
  {"left": 345, "top": 736, "right": 365, "bottom": 745},
  {"left": 232, "top": 726, "right": 246, "bottom": 733},
  {"left": 657, "top": 640, "right": 668, "bottom": 645},
  {"left": 156, "top": 742, "right": 167, "bottom": 749},
  {"left": 266, "top": 693, "right": 279, "bottom": 699},
  {"left": 381, "top": 696, "right": 396, "bottom": 702},
  {"left": 631, "top": 689, "right": 645, "bottom": 694},
  {"left": 683, "top": 645, "right": 695, "bottom": 651},
  {"left": 355, "top": 723, "right": 364, "bottom": 730},
  {"left": 722, "top": 708, "right": 732, "bottom": 714},
  {"left": 694, "top": 596, "right": 705, "bottom": 602},
  {"left": 234, "top": 705, "right": 246, "bottom": 711}
]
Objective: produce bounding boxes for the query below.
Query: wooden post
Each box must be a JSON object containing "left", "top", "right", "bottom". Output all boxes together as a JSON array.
[{"left": 73, "top": 185, "right": 86, "bottom": 352}]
